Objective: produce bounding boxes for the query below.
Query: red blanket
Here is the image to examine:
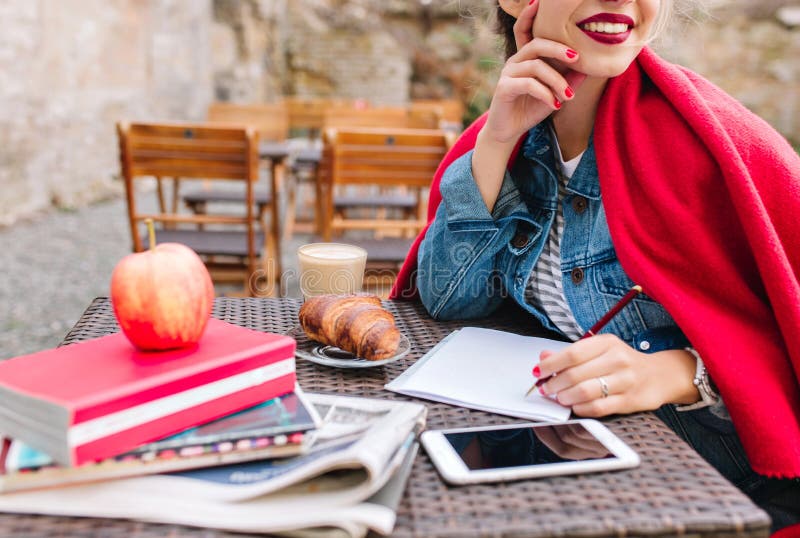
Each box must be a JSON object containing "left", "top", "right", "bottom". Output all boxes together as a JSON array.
[{"left": 390, "top": 47, "right": 800, "bottom": 478}]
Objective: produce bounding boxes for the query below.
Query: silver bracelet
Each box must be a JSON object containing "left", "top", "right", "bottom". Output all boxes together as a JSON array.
[{"left": 675, "top": 347, "right": 719, "bottom": 412}]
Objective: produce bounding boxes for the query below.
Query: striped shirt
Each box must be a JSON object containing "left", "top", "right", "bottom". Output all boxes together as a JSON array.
[{"left": 524, "top": 132, "right": 585, "bottom": 341}]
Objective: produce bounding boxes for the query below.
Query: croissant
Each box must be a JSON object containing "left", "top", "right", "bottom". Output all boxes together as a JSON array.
[{"left": 298, "top": 294, "right": 401, "bottom": 360}]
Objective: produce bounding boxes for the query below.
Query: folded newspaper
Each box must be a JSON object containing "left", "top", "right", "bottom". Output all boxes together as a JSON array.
[{"left": 0, "top": 393, "right": 427, "bottom": 538}]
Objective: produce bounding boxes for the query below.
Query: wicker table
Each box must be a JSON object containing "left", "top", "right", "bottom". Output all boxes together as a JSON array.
[{"left": 0, "top": 297, "right": 771, "bottom": 538}]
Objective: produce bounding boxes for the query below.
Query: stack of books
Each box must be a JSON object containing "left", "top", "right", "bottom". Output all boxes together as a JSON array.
[
  {"left": 0, "top": 393, "right": 428, "bottom": 538},
  {"left": 0, "top": 318, "right": 430, "bottom": 537},
  {"left": 0, "top": 318, "right": 319, "bottom": 493}
]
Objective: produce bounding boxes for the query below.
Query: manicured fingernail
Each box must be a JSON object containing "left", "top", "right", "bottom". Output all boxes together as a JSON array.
[
  {"left": 532, "top": 366, "right": 541, "bottom": 378},
  {"left": 566, "top": 49, "right": 578, "bottom": 59},
  {"left": 539, "top": 385, "right": 547, "bottom": 396},
  {"left": 554, "top": 99, "right": 562, "bottom": 110},
  {"left": 529, "top": 0, "right": 536, "bottom": 5},
  {"left": 565, "top": 86, "right": 574, "bottom": 99}
]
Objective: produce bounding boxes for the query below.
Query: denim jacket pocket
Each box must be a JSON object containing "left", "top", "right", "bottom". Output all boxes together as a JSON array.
[{"left": 589, "top": 260, "right": 680, "bottom": 343}]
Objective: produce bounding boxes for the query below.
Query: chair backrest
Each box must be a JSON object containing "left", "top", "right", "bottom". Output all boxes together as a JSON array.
[
  {"left": 207, "top": 102, "right": 289, "bottom": 142},
  {"left": 318, "top": 127, "right": 453, "bottom": 239},
  {"left": 405, "top": 106, "right": 443, "bottom": 129},
  {"left": 284, "top": 97, "right": 356, "bottom": 135},
  {"left": 117, "top": 121, "right": 261, "bottom": 283},
  {"left": 410, "top": 99, "right": 464, "bottom": 123},
  {"left": 322, "top": 107, "right": 410, "bottom": 130}
]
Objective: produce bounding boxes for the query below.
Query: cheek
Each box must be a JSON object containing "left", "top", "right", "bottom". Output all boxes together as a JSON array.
[{"left": 531, "top": 5, "right": 562, "bottom": 40}]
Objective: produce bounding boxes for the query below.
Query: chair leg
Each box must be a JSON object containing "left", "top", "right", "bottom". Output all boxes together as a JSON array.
[
  {"left": 284, "top": 176, "right": 297, "bottom": 241},
  {"left": 266, "top": 232, "right": 281, "bottom": 297},
  {"left": 374, "top": 207, "right": 388, "bottom": 239},
  {"left": 171, "top": 177, "right": 181, "bottom": 215},
  {"left": 270, "top": 162, "right": 284, "bottom": 278},
  {"left": 254, "top": 212, "right": 281, "bottom": 298}
]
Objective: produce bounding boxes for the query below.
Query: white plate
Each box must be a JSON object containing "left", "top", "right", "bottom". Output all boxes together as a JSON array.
[{"left": 286, "top": 326, "right": 410, "bottom": 368}]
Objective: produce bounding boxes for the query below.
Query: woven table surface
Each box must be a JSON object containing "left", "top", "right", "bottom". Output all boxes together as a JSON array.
[{"left": 0, "top": 297, "right": 771, "bottom": 538}]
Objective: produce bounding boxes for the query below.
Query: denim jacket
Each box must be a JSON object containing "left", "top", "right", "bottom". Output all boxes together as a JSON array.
[
  {"left": 414, "top": 124, "right": 793, "bottom": 512},
  {"left": 416, "top": 122, "right": 689, "bottom": 353}
]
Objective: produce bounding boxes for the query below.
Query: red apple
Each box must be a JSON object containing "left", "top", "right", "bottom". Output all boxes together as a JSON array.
[{"left": 110, "top": 222, "right": 215, "bottom": 351}]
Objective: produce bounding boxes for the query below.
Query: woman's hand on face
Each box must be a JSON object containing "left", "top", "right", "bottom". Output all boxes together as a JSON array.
[
  {"left": 484, "top": 0, "right": 587, "bottom": 144},
  {"left": 537, "top": 334, "right": 677, "bottom": 417}
]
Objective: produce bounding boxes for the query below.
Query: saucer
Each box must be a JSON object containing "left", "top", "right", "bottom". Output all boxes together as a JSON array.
[{"left": 286, "top": 326, "right": 410, "bottom": 368}]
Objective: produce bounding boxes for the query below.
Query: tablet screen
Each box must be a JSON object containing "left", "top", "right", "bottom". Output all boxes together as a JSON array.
[{"left": 444, "top": 423, "right": 614, "bottom": 470}]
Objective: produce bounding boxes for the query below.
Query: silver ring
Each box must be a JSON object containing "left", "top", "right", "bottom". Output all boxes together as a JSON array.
[{"left": 597, "top": 377, "right": 609, "bottom": 398}]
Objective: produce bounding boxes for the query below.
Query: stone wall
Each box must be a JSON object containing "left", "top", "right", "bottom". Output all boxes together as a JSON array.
[
  {"left": 212, "top": 0, "right": 799, "bottom": 141},
  {"left": 212, "top": 1, "right": 497, "bottom": 107},
  {"left": 0, "top": 0, "right": 212, "bottom": 226},
  {"left": 212, "top": 0, "right": 288, "bottom": 102}
]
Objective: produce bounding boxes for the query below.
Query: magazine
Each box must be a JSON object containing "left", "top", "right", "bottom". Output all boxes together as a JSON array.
[
  {"left": 0, "top": 386, "right": 322, "bottom": 493},
  {"left": 0, "top": 393, "right": 427, "bottom": 538},
  {"left": 126, "top": 386, "right": 320, "bottom": 453}
]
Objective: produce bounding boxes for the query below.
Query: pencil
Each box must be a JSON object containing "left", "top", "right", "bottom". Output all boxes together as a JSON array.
[{"left": 524, "top": 285, "right": 643, "bottom": 397}]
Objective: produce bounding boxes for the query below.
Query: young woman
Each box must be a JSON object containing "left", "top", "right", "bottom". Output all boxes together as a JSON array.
[{"left": 391, "top": 0, "right": 800, "bottom": 529}]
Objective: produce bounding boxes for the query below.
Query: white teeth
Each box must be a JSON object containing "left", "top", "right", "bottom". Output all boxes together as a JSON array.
[{"left": 581, "top": 22, "right": 630, "bottom": 34}]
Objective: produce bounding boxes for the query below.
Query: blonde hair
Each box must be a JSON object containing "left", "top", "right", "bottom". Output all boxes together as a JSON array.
[{"left": 650, "top": 0, "right": 675, "bottom": 41}]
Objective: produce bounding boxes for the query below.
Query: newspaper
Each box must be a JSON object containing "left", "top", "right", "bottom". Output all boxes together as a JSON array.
[{"left": 0, "top": 393, "right": 427, "bottom": 538}]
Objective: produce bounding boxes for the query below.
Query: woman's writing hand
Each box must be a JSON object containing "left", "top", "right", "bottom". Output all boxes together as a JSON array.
[
  {"left": 537, "top": 334, "right": 700, "bottom": 417},
  {"left": 483, "top": 0, "right": 587, "bottom": 144}
]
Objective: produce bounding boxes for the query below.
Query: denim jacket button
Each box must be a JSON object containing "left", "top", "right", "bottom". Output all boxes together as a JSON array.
[
  {"left": 571, "top": 196, "right": 588, "bottom": 214},
  {"left": 570, "top": 267, "right": 585, "bottom": 285},
  {"left": 639, "top": 340, "right": 651, "bottom": 351},
  {"left": 511, "top": 232, "right": 529, "bottom": 249}
]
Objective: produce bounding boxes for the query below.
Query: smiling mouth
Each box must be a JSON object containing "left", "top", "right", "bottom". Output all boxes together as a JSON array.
[
  {"left": 577, "top": 14, "right": 635, "bottom": 44},
  {"left": 579, "top": 22, "right": 630, "bottom": 34}
]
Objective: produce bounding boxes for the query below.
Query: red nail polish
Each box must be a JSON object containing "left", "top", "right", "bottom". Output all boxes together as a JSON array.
[
  {"left": 529, "top": 0, "right": 536, "bottom": 5},
  {"left": 539, "top": 386, "right": 547, "bottom": 396},
  {"left": 554, "top": 99, "right": 561, "bottom": 110},
  {"left": 533, "top": 366, "right": 541, "bottom": 378},
  {"left": 566, "top": 49, "right": 578, "bottom": 59},
  {"left": 565, "top": 86, "right": 574, "bottom": 99}
]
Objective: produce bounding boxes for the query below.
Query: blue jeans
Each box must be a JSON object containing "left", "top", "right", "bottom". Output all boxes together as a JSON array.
[{"left": 655, "top": 404, "right": 800, "bottom": 531}]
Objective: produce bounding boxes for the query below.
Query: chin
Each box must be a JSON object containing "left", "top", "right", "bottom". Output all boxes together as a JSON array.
[{"left": 574, "top": 52, "right": 641, "bottom": 78}]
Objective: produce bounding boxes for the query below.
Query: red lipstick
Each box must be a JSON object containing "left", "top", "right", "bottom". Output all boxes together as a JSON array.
[{"left": 577, "top": 13, "right": 635, "bottom": 45}]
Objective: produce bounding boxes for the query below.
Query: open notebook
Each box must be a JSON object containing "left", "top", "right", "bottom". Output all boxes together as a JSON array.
[{"left": 385, "top": 327, "right": 571, "bottom": 422}]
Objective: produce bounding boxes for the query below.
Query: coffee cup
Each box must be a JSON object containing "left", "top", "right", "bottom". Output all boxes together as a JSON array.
[{"left": 297, "top": 243, "right": 368, "bottom": 299}]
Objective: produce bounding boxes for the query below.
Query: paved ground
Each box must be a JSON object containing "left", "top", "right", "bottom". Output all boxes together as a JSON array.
[{"left": 0, "top": 197, "right": 312, "bottom": 360}]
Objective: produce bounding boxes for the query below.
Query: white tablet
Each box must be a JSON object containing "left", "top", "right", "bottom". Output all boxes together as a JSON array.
[{"left": 420, "top": 419, "right": 640, "bottom": 485}]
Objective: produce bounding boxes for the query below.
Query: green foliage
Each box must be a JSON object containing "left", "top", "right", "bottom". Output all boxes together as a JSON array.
[{"left": 464, "top": 90, "right": 491, "bottom": 127}]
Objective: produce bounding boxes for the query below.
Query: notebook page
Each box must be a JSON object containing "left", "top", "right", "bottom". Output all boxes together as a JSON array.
[{"left": 385, "top": 327, "right": 571, "bottom": 422}]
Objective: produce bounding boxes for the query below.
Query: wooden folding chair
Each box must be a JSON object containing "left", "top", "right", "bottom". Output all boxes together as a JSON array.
[
  {"left": 179, "top": 102, "right": 289, "bottom": 281},
  {"left": 117, "top": 121, "right": 275, "bottom": 297},
  {"left": 318, "top": 107, "right": 424, "bottom": 235},
  {"left": 317, "top": 127, "right": 453, "bottom": 293},
  {"left": 283, "top": 98, "right": 394, "bottom": 239}
]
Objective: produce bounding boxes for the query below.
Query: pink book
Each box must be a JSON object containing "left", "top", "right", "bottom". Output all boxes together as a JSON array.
[{"left": 0, "top": 319, "right": 296, "bottom": 466}]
